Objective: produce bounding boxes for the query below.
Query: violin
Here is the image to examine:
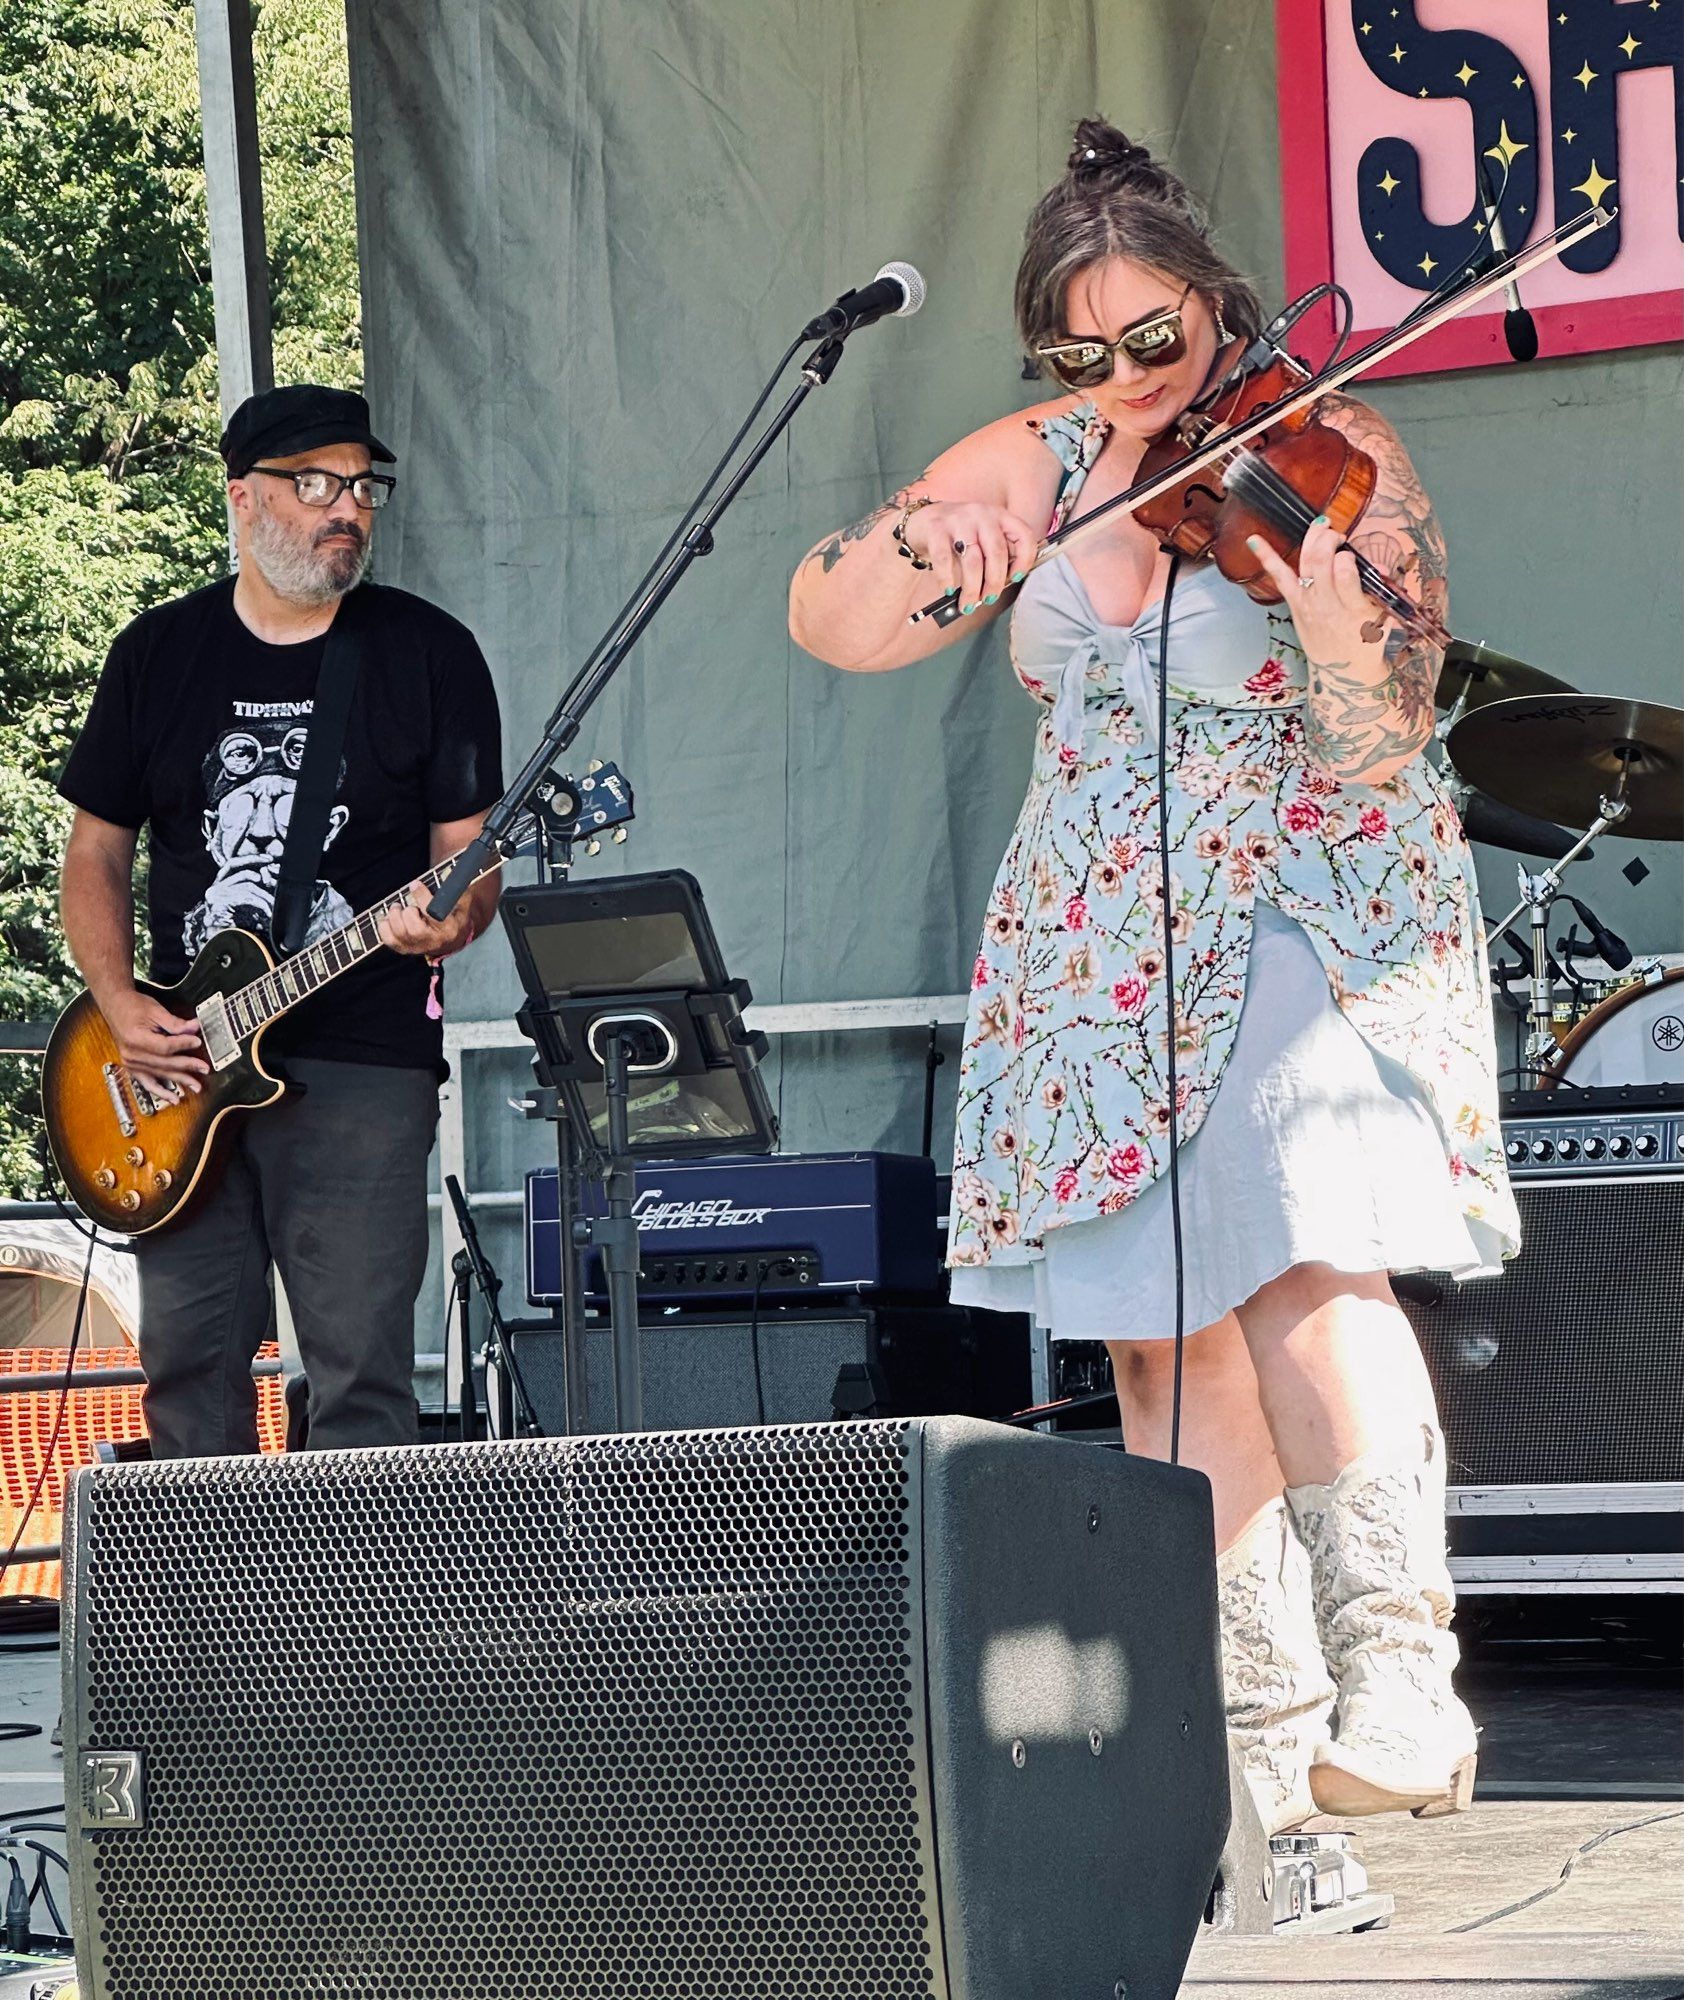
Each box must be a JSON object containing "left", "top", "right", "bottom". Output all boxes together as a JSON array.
[
  {"left": 909, "top": 206, "right": 1614, "bottom": 632},
  {"left": 1131, "top": 344, "right": 1448, "bottom": 645}
]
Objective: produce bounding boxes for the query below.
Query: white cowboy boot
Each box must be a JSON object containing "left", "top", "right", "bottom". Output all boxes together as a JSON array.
[
  {"left": 1286, "top": 1423, "right": 1477, "bottom": 1818},
  {"left": 1216, "top": 1496, "right": 1336, "bottom": 1835}
]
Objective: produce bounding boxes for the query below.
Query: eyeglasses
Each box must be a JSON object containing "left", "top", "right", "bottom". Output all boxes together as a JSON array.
[
  {"left": 247, "top": 466, "right": 396, "bottom": 509},
  {"left": 1036, "top": 283, "right": 1196, "bottom": 389}
]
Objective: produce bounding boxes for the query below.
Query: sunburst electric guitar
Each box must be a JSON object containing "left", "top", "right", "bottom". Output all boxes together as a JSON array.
[{"left": 43, "top": 765, "right": 632, "bottom": 1235}]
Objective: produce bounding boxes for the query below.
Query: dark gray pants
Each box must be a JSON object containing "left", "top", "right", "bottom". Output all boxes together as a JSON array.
[{"left": 135, "top": 1058, "right": 439, "bottom": 1458}]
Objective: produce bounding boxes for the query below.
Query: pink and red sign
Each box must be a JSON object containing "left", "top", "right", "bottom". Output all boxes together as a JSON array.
[{"left": 1277, "top": 0, "right": 1683, "bottom": 376}]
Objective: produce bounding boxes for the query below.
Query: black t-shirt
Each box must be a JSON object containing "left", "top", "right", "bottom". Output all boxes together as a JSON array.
[{"left": 59, "top": 577, "right": 503, "bottom": 1075}]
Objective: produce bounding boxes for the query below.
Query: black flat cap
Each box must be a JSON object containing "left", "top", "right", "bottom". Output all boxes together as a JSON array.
[{"left": 219, "top": 384, "right": 395, "bottom": 478}]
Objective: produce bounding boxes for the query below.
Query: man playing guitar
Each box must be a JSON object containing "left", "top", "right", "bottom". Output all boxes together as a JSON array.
[{"left": 56, "top": 385, "right": 504, "bottom": 1456}]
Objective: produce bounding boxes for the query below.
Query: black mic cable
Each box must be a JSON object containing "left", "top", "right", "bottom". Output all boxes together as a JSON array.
[{"left": 1152, "top": 556, "right": 1189, "bottom": 1466}]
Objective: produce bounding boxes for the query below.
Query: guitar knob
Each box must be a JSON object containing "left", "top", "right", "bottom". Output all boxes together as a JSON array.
[
  {"left": 118, "top": 1190, "right": 142, "bottom": 1213},
  {"left": 93, "top": 1167, "right": 117, "bottom": 1191},
  {"left": 151, "top": 1169, "right": 173, "bottom": 1191},
  {"left": 124, "top": 1146, "right": 145, "bottom": 1167}
]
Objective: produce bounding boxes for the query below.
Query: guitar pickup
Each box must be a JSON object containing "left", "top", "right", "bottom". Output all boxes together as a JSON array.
[{"left": 194, "top": 993, "right": 241, "bottom": 1071}]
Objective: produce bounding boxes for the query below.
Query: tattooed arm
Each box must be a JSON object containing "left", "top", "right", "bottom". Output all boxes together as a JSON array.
[
  {"left": 1248, "top": 394, "right": 1446, "bottom": 786},
  {"left": 787, "top": 406, "right": 1054, "bottom": 673}
]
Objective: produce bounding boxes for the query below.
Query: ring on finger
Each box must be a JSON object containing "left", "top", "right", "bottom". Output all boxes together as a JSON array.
[{"left": 1297, "top": 574, "right": 1316, "bottom": 590}]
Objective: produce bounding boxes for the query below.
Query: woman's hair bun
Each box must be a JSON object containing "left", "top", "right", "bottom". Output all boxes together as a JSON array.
[
  {"left": 1067, "top": 118, "right": 1152, "bottom": 180},
  {"left": 1064, "top": 117, "right": 1194, "bottom": 214}
]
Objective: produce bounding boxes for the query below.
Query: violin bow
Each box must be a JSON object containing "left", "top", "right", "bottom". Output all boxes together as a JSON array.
[{"left": 909, "top": 204, "right": 1616, "bottom": 627}]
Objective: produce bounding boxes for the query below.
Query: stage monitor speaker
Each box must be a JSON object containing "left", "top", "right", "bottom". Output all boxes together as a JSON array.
[
  {"left": 63, "top": 1419, "right": 1225, "bottom": 2000},
  {"left": 499, "top": 1301, "right": 1031, "bottom": 1435},
  {"left": 1401, "top": 1173, "right": 1684, "bottom": 1485}
]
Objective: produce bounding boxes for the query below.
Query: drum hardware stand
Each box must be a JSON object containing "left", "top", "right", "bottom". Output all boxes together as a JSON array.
[{"left": 1491, "top": 789, "right": 1632, "bottom": 1072}]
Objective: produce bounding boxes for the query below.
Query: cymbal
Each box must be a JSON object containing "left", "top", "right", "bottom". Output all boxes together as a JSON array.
[
  {"left": 1446, "top": 694, "right": 1683, "bottom": 841},
  {"left": 1436, "top": 640, "right": 1574, "bottom": 712}
]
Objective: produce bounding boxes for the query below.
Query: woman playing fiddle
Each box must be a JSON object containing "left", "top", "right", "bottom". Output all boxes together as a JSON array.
[{"left": 787, "top": 120, "right": 1519, "bottom": 1830}]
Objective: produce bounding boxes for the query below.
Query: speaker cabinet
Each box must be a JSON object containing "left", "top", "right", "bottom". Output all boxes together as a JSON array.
[
  {"left": 64, "top": 1419, "right": 1225, "bottom": 2000},
  {"left": 1401, "top": 1174, "right": 1684, "bottom": 1486},
  {"left": 501, "top": 1301, "right": 1031, "bottom": 1435}
]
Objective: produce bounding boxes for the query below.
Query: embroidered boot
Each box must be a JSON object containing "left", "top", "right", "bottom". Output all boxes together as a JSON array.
[
  {"left": 1286, "top": 1424, "right": 1477, "bottom": 1818},
  {"left": 1216, "top": 1496, "right": 1336, "bottom": 1836}
]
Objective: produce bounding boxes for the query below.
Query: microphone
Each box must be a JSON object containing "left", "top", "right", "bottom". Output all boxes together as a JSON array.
[
  {"left": 1563, "top": 895, "right": 1633, "bottom": 971},
  {"left": 1476, "top": 153, "right": 1538, "bottom": 362},
  {"left": 802, "top": 261, "right": 927, "bottom": 341}
]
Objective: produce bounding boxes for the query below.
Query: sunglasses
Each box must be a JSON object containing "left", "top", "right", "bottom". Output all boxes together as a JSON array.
[{"left": 1036, "top": 282, "right": 1196, "bottom": 389}]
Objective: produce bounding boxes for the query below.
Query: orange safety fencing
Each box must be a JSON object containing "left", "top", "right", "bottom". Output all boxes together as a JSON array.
[{"left": 0, "top": 1343, "right": 289, "bottom": 1600}]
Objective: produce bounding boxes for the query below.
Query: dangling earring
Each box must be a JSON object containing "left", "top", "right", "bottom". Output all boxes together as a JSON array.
[{"left": 1213, "top": 297, "right": 1233, "bottom": 345}]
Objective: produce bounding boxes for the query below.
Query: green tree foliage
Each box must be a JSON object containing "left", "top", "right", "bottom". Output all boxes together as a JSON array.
[{"left": 0, "top": 0, "right": 360, "bottom": 1192}]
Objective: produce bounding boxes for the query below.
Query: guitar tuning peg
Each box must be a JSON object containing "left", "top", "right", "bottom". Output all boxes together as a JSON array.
[
  {"left": 585, "top": 838, "right": 602, "bottom": 857},
  {"left": 611, "top": 827, "right": 628, "bottom": 844},
  {"left": 586, "top": 759, "right": 604, "bottom": 774}
]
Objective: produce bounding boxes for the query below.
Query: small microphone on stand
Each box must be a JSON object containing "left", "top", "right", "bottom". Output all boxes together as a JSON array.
[
  {"left": 1562, "top": 895, "right": 1633, "bottom": 971},
  {"left": 1477, "top": 153, "right": 1539, "bottom": 362},
  {"left": 803, "top": 262, "right": 927, "bottom": 341}
]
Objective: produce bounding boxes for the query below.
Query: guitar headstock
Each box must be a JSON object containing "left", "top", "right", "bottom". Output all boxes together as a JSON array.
[{"left": 523, "top": 761, "right": 635, "bottom": 853}]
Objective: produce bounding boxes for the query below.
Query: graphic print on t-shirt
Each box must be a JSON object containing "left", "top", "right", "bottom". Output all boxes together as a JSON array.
[{"left": 182, "top": 698, "right": 354, "bottom": 956}]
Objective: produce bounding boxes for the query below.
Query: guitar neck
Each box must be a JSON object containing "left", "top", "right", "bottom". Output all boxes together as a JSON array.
[{"left": 226, "top": 852, "right": 497, "bottom": 1037}]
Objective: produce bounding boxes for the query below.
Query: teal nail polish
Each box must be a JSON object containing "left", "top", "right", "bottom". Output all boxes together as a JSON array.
[
  {"left": 961, "top": 603, "right": 977, "bottom": 616},
  {"left": 1010, "top": 569, "right": 1027, "bottom": 584},
  {"left": 985, "top": 593, "right": 1000, "bottom": 605},
  {"left": 1315, "top": 513, "right": 1330, "bottom": 528},
  {"left": 1245, "top": 535, "right": 1263, "bottom": 553}
]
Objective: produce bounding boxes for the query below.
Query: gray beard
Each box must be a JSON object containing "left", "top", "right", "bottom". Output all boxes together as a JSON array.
[{"left": 246, "top": 508, "right": 370, "bottom": 606}]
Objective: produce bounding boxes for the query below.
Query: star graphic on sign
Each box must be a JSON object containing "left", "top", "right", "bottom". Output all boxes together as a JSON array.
[
  {"left": 1419, "top": 86, "right": 1429, "bottom": 96},
  {"left": 1378, "top": 169, "right": 1401, "bottom": 195},
  {"left": 1513, "top": 73, "right": 1526, "bottom": 87},
  {"left": 1419, "top": 253, "right": 1438, "bottom": 277},
  {"left": 1390, "top": 42, "right": 1406, "bottom": 61},
  {"left": 1575, "top": 60, "right": 1598, "bottom": 88},
  {"left": 1456, "top": 61, "right": 1477, "bottom": 86},
  {"left": 1572, "top": 160, "right": 1615, "bottom": 206},
  {"left": 1620, "top": 32, "right": 1641, "bottom": 56},
  {"left": 1562, "top": 126, "right": 1578, "bottom": 143},
  {"left": 1359, "top": 17, "right": 1373, "bottom": 30},
  {"left": 1557, "top": 8, "right": 1567, "bottom": 19},
  {"left": 1486, "top": 121, "right": 1529, "bottom": 169}
]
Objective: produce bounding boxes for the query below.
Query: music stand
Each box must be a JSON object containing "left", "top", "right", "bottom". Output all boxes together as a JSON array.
[{"left": 501, "top": 869, "right": 777, "bottom": 1433}]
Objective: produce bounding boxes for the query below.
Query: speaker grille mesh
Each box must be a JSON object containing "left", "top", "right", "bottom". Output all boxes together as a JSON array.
[
  {"left": 73, "top": 1424, "right": 938, "bottom": 1999},
  {"left": 1405, "top": 1177, "right": 1684, "bottom": 1485}
]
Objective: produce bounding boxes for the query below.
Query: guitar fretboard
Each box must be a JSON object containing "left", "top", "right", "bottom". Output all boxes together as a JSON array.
[{"left": 223, "top": 857, "right": 464, "bottom": 1039}]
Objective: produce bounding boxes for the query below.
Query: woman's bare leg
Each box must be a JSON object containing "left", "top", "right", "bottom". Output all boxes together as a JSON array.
[
  {"left": 1108, "top": 1314, "right": 1334, "bottom": 1833},
  {"left": 1105, "top": 1312, "right": 1283, "bottom": 1549}
]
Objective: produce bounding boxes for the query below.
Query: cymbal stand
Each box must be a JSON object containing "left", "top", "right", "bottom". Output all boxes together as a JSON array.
[{"left": 1489, "top": 789, "right": 1631, "bottom": 1069}]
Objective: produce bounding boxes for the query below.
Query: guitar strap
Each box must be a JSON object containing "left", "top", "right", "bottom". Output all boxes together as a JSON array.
[{"left": 270, "top": 584, "right": 367, "bottom": 958}]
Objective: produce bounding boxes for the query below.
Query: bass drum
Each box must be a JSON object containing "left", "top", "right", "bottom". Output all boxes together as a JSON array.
[{"left": 1550, "top": 966, "right": 1684, "bottom": 1088}]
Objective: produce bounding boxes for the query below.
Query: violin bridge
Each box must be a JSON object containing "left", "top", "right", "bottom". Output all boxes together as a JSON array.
[{"left": 195, "top": 993, "right": 241, "bottom": 1072}]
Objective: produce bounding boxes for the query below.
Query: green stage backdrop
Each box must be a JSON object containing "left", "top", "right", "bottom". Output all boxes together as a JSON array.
[{"left": 342, "top": 0, "right": 1681, "bottom": 1327}]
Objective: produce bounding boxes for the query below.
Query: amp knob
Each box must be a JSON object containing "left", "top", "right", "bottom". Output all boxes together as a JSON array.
[
  {"left": 1583, "top": 1135, "right": 1607, "bottom": 1159},
  {"left": 1556, "top": 1138, "right": 1580, "bottom": 1162},
  {"left": 1635, "top": 1133, "right": 1659, "bottom": 1159},
  {"left": 1609, "top": 1135, "right": 1633, "bottom": 1160},
  {"left": 1505, "top": 1138, "right": 1527, "bottom": 1164},
  {"left": 1530, "top": 1139, "right": 1555, "bottom": 1162}
]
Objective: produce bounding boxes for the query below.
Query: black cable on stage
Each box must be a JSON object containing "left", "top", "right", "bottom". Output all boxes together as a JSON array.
[
  {"left": 747, "top": 1264, "right": 769, "bottom": 1426},
  {"left": 1450, "top": 1807, "right": 1683, "bottom": 1933},
  {"left": 0, "top": 1225, "right": 93, "bottom": 1578},
  {"left": 1153, "top": 554, "right": 1189, "bottom": 1465}
]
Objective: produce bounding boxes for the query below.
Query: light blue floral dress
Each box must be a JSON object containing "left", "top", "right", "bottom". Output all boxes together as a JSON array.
[{"left": 946, "top": 403, "right": 1520, "bottom": 1338}]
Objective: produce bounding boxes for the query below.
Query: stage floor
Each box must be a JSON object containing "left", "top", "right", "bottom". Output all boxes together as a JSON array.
[{"left": 5, "top": 1598, "right": 1678, "bottom": 1996}]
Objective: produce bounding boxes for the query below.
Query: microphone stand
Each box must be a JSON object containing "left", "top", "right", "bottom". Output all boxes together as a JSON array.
[{"left": 426, "top": 331, "right": 851, "bottom": 924}]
